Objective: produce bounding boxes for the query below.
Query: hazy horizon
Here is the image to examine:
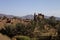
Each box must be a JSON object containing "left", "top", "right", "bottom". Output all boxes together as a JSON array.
[{"left": 0, "top": 0, "right": 60, "bottom": 17}]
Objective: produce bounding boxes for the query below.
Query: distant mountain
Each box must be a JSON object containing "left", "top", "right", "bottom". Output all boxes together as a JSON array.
[
  {"left": 21, "top": 15, "right": 34, "bottom": 19},
  {"left": 21, "top": 15, "right": 49, "bottom": 20},
  {"left": 21, "top": 15, "right": 60, "bottom": 20},
  {"left": 0, "top": 14, "right": 14, "bottom": 18},
  {"left": 0, "top": 13, "right": 60, "bottom": 20},
  {"left": 55, "top": 17, "right": 60, "bottom": 20}
]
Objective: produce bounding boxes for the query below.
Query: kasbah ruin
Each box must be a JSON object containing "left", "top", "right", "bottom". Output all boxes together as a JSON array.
[{"left": 0, "top": 13, "right": 58, "bottom": 40}]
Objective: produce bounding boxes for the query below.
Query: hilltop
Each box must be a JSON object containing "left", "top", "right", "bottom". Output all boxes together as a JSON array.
[{"left": 0, "top": 13, "right": 60, "bottom": 40}]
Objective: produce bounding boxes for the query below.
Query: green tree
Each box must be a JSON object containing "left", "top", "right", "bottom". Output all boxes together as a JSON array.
[
  {"left": 15, "top": 23, "right": 26, "bottom": 35},
  {"left": 48, "top": 16, "right": 57, "bottom": 26},
  {"left": 15, "top": 23, "right": 35, "bottom": 37},
  {"left": 0, "top": 24, "right": 16, "bottom": 38}
]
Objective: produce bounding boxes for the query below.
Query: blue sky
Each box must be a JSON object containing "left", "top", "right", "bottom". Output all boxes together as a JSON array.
[{"left": 0, "top": 0, "right": 60, "bottom": 17}]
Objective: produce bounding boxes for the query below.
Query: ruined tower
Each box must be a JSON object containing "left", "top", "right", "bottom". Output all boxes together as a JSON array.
[
  {"left": 34, "top": 13, "right": 44, "bottom": 22},
  {"left": 34, "top": 13, "right": 37, "bottom": 22},
  {"left": 38, "top": 13, "right": 44, "bottom": 19}
]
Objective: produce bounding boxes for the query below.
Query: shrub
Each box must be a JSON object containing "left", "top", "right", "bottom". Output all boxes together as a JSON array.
[
  {"left": 0, "top": 24, "right": 16, "bottom": 38},
  {"left": 16, "top": 36, "right": 30, "bottom": 40}
]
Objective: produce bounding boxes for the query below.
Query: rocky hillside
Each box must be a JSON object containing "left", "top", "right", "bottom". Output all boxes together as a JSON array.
[{"left": 0, "top": 13, "right": 60, "bottom": 40}]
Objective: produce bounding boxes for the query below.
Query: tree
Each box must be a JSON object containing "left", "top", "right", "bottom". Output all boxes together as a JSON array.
[
  {"left": 0, "top": 24, "right": 16, "bottom": 38},
  {"left": 48, "top": 16, "right": 57, "bottom": 26},
  {"left": 15, "top": 23, "right": 25, "bottom": 35},
  {"left": 15, "top": 23, "right": 35, "bottom": 37}
]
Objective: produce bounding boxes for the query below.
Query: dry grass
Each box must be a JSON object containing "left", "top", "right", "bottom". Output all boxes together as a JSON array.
[{"left": 0, "top": 33, "right": 11, "bottom": 40}]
